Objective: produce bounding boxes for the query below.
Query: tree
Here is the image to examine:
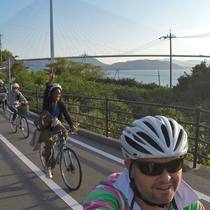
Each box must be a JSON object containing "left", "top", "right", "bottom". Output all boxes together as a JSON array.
[{"left": 2, "top": 50, "right": 13, "bottom": 63}]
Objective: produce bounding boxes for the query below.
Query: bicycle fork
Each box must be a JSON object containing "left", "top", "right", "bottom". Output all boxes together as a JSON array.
[{"left": 63, "top": 150, "right": 74, "bottom": 172}]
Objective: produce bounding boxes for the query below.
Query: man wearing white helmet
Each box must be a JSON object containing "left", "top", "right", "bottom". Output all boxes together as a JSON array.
[
  {"left": 84, "top": 116, "right": 205, "bottom": 210},
  {"left": 0, "top": 79, "right": 8, "bottom": 110},
  {"left": 8, "top": 82, "right": 28, "bottom": 122}
]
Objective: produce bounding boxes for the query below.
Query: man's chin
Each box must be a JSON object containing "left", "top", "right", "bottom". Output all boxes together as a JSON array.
[
  {"left": 158, "top": 194, "right": 174, "bottom": 204},
  {"left": 154, "top": 190, "right": 175, "bottom": 204}
]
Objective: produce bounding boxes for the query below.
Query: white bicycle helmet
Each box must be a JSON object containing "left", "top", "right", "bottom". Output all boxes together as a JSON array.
[
  {"left": 0, "top": 79, "right": 4, "bottom": 84},
  {"left": 121, "top": 115, "right": 188, "bottom": 159},
  {"left": 12, "top": 83, "right": 20, "bottom": 89},
  {"left": 49, "top": 83, "right": 62, "bottom": 93}
]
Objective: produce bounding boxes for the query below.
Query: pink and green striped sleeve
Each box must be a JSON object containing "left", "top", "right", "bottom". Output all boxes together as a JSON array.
[
  {"left": 168, "top": 200, "right": 205, "bottom": 210},
  {"left": 183, "top": 201, "right": 205, "bottom": 210},
  {"left": 83, "top": 185, "right": 130, "bottom": 210}
]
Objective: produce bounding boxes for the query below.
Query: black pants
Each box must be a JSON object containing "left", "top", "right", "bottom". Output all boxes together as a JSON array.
[{"left": 40, "top": 124, "right": 67, "bottom": 168}]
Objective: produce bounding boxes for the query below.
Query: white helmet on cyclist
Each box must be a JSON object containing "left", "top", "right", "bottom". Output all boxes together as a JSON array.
[
  {"left": 120, "top": 115, "right": 188, "bottom": 159},
  {"left": 0, "top": 79, "right": 4, "bottom": 84},
  {"left": 12, "top": 83, "right": 20, "bottom": 89},
  {"left": 49, "top": 83, "right": 62, "bottom": 94}
]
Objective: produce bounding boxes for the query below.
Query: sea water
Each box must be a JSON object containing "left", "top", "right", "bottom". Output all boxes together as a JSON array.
[{"left": 104, "top": 69, "right": 192, "bottom": 86}]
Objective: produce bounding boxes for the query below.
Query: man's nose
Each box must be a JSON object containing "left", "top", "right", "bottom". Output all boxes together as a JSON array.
[{"left": 159, "top": 169, "right": 172, "bottom": 182}]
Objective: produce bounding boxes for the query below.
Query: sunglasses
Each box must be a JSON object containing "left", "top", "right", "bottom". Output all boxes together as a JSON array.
[{"left": 134, "top": 157, "right": 184, "bottom": 176}]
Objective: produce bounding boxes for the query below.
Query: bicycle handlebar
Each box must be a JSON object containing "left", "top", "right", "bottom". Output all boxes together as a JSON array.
[
  {"left": 21, "top": 101, "right": 29, "bottom": 105},
  {"left": 50, "top": 128, "right": 76, "bottom": 136}
]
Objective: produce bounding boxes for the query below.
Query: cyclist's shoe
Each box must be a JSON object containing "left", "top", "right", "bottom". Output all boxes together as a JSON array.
[
  {"left": 70, "top": 124, "right": 79, "bottom": 134},
  {"left": 45, "top": 167, "right": 53, "bottom": 179},
  {"left": 33, "top": 142, "right": 41, "bottom": 151}
]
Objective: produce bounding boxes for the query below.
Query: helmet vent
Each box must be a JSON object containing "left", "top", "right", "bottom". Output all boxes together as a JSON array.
[
  {"left": 143, "top": 121, "right": 159, "bottom": 138},
  {"left": 137, "top": 132, "right": 164, "bottom": 152},
  {"left": 174, "top": 129, "right": 183, "bottom": 151},
  {"left": 133, "top": 134, "right": 145, "bottom": 144},
  {"left": 161, "top": 124, "right": 170, "bottom": 147},
  {"left": 125, "top": 135, "right": 151, "bottom": 154},
  {"left": 169, "top": 120, "right": 175, "bottom": 137},
  {"left": 122, "top": 146, "right": 135, "bottom": 157}
]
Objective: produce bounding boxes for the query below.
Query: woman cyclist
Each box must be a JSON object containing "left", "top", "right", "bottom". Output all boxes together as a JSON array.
[{"left": 38, "top": 68, "right": 75, "bottom": 178}]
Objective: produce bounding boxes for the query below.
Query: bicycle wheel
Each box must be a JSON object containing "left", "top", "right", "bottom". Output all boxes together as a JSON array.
[
  {"left": 9, "top": 113, "right": 18, "bottom": 133},
  {"left": 60, "top": 148, "right": 82, "bottom": 190},
  {"left": 20, "top": 116, "right": 29, "bottom": 138},
  {"left": 39, "top": 142, "right": 46, "bottom": 169}
]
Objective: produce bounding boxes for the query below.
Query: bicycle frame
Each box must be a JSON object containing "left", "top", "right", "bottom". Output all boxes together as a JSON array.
[
  {"left": 14, "top": 114, "right": 24, "bottom": 129},
  {"left": 53, "top": 136, "right": 71, "bottom": 166},
  {"left": 9, "top": 109, "right": 29, "bottom": 138},
  {"left": 39, "top": 129, "right": 82, "bottom": 190}
]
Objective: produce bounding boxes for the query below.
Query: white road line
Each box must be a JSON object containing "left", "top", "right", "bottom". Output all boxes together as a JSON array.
[
  {"left": 0, "top": 134, "right": 83, "bottom": 210},
  {"left": 68, "top": 137, "right": 124, "bottom": 164},
  {"left": 28, "top": 119, "right": 210, "bottom": 203}
]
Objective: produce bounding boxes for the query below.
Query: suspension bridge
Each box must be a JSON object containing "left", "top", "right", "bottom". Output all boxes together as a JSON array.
[{"left": 0, "top": 1, "right": 210, "bottom": 208}]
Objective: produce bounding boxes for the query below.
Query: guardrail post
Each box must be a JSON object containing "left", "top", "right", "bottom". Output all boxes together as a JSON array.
[
  {"left": 193, "top": 107, "right": 201, "bottom": 168},
  {"left": 36, "top": 89, "right": 39, "bottom": 112},
  {"left": 105, "top": 97, "right": 109, "bottom": 137}
]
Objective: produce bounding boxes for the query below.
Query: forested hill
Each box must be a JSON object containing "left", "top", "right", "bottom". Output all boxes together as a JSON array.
[
  {"left": 103, "top": 59, "right": 185, "bottom": 70},
  {"left": 24, "top": 58, "right": 186, "bottom": 71}
]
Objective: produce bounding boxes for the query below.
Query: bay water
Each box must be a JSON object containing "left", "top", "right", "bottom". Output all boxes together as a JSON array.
[{"left": 104, "top": 69, "right": 191, "bottom": 86}]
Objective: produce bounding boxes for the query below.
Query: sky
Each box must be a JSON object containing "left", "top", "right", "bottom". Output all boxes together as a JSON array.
[{"left": 1, "top": 0, "right": 210, "bottom": 64}]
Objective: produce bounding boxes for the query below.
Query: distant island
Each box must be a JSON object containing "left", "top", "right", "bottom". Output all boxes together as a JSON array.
[
  {"left": 103, "top": 59, "right": 185, "bottom": 70},
  {"left": 23, "top": 57, "right": 205, "bottom": 71}
]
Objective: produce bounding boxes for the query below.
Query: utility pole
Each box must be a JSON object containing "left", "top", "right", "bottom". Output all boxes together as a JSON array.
[
  {"left": 114, "top": 69, "right": 120, "bottom": 80},
  {"left": 82, "top": 52, "right": 87, "bottom": 63},
  {"left": 8, "top": 57, "right": 12, "bottom": 102},
  {"left": 7, "top": 56, "right": 17, "bottom": 101},
  {"left": 0, "top": 33, "right": 2, "bottom": 65},
  {"left": 8, "top": 57, "right": 11, "bottom": 85},
  {"left": 158, "top": 70, "right": 160, "bottom": 86},
  {"left": 49, "top": 0, "right": 55, "bottom": 64},
  {"left": 159, "top": 30, "right": 176, "bottom": 88}
]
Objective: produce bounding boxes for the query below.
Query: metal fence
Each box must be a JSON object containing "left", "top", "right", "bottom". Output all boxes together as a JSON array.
[{"left": 25, "top": 90, "right": 210, "bottom": 168}]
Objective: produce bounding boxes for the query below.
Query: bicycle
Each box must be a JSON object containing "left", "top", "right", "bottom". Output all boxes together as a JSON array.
[
  {"left": 9, "top": 103, "right": 29, "bottom": 138},
  {"left": 0, "top": 93, "right": 7, "bottom": 113},
  {"left": 39, "top": 128, "right": 82, "bottom": 190}
]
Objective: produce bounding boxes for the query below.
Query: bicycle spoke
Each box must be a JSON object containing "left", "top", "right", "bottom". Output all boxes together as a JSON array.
[
  {"left": 20, "top": 117, "right": 29, "bottom": 138},
  {"left": 60, "top": 148, "right": 82, "bottom": 190},
  {"left": 9, "top": 114, "right": 18, "bottom": 133}
]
